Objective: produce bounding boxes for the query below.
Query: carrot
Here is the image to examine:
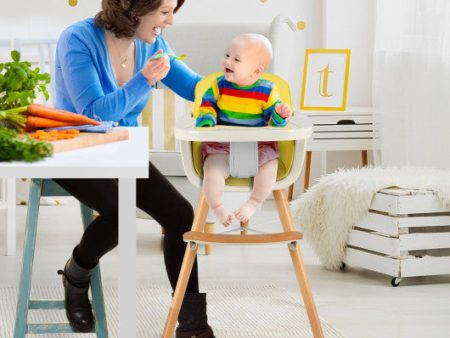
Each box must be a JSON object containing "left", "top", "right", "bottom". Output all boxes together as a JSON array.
[
  {"left": 30, "top": 129, "right": 80, "bottom": 141},
  {"left": 27, "top": 104, "right": 101, "bottom": 126},
  {"left": 25, "top": 116, "right": 84, "bottom": 131}
]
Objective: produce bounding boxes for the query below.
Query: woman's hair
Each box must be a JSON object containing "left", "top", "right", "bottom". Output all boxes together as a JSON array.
[{"left": 95, "top": 0, "right": 185, "bottom": 38}]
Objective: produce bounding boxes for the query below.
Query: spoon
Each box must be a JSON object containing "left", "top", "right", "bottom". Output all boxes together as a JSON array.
[{"left": 153, "top": 52, "right": 186, "bottom": 60}]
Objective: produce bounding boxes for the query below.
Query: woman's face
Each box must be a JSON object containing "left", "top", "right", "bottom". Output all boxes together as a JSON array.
[{"left": 135, "top": 0, "right": 177, "bottom": 43}]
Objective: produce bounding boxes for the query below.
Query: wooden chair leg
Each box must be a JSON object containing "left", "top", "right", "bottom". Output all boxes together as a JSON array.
[
  {"left": 162, "top": 193, "right": 209, "bottom": 338},
  {"left": 204, "top": 221, "right": 214, "bottom": 255},
  {"left": 288, "top": 243, "right": 324, "bottom": 338},
  {"left": 361, "top": 150, "right": 368, "bottom": 166},
  {"left": 273, "top": 189, "right": 324, "bottom": 338},
  {"left": 304, "top": 151, "right": 312, "bottom": 192}
]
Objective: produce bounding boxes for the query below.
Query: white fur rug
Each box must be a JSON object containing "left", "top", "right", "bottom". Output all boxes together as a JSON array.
[{"left": 291, "top": 166, "right": 450, "bottom": 270}]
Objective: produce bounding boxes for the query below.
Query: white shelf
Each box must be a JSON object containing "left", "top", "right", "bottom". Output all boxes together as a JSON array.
[{"left": 300, "top": 106, "right": 373, "bottom": 152}]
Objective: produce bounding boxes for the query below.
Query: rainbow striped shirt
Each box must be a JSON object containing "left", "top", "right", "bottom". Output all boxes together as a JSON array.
[{"left": 195, "top": 75, "right": 287, "bottom": 127}]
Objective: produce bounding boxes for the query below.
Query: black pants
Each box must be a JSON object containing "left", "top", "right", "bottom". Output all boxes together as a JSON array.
[{"left": 54, "top": 162, "right": 199, "bottom": 293}]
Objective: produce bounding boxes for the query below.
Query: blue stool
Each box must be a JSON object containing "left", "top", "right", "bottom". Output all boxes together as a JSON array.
[{"left": 14, "top": 179, "right": 108, "bottom": 337}]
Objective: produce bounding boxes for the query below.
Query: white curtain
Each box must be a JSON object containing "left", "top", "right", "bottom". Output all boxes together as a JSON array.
[{"left": 373, "top": 0, "right": 450, "bottom": 169}]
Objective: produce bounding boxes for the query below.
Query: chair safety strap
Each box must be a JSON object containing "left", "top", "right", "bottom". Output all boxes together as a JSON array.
[{"left": 229, "top": 142, "right": 258, "bottom": 178}]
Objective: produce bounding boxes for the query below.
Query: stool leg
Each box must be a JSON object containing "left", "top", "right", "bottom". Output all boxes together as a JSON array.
[
  {"left": 14, "top": 179, "right": 43, "bottom": 338},
  {"left": 304, "top": 151, "right": 312, "bottom": 192},
  {"left": 90, "top": 267, "right": 108, "bottom": 338},
  {"left": 273, "top": 189, "right": 324, "bottom": 338},
  {"left": 162, "top": 192, "right": 209, "bottom": 338},
  {"left": 80, "top": 204, "right": 108, "bottom": 338}
]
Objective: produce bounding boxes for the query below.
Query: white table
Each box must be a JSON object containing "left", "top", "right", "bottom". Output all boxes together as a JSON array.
[
  {"left": 0, "top": 127, "right": 148, "bottom": 338},
  {"left": 300, "top": 106, "right": 373, "bottom": 190},
  {"left": 0, "top": 178, "right": 16, "bottom": 255}
]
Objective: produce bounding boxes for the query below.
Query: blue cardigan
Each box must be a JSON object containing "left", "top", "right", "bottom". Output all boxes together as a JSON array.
[{"left": 54, "top": 18, "right": 201, "bottom": 126}]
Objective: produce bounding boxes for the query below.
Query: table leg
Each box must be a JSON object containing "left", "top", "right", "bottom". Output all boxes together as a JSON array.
[
  {"left": 303, "top": 151, "right": 312, "bottom": 192},
  {"left": 118, "top": 178, "right": 136, "bottom": 338},
  {"left": 361, "top": 150, "right": 368, "bottom": 166},
  {"left": 6, "top": 178, "right": 16, "bottom": 256},
  {"left": 287, "top": 184, "right": 294, "bottom": 201}
]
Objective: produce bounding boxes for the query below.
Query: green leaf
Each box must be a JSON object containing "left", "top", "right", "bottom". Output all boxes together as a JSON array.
[
  {"left": 11, "top": 50, "right": 20, "bottom": 62},
  {"left": 0, "top": 126, "right": 53, "bottom": 162},
  {"left": 1, "top": 51, "right": 51, "bottom": 110}
]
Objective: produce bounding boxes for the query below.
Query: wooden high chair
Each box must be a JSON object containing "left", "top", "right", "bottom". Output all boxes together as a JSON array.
[{"left": 162, "top": 73, "right": 324, "bottom": 337}]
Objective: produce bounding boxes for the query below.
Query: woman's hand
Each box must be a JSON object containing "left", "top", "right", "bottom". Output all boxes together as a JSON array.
[
  {"left": 275, "top": 103, "right": 292, "bottom": 120},
  {"left": 142, "top": 49, "right": 171, "bottom": 86}
]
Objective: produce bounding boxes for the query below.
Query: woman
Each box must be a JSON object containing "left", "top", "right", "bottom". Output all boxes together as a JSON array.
[{"left": 52, "top": 0, "right": 214, "bottom": 337}]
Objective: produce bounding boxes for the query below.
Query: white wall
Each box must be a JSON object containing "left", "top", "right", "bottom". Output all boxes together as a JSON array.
[
  {"left": 321, "top": 0, "right": 376, "bottom": 177},
  {"left": 0, "top": 0, "right": 376, "bottom": 190},
  {"left": 175, "top": 0, "right": 323, "bottom": 108},
  {"left": 0, "top": 0, "right": 321, "bottom": 108},
  {"left": 0, "top": 0, "right": 100, "bottom": 40},
  {"left": 324, "top": 0, "right": 375, "bottom": 107}
]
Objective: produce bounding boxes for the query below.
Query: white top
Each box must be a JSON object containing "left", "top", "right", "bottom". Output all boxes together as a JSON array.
[
  {"left": 0, "top": 127, "right": 149, "bottom": 179},
  {"left": 299, "top": 106, "right": 373, "bottom": 116},
  {"left": 175, "top": 114, "right": 312, "bottom": 142}
]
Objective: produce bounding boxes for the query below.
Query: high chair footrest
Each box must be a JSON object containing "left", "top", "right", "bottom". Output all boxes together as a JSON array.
[{"left": 183, "top": 231, "right": 303, "bottom": 244}]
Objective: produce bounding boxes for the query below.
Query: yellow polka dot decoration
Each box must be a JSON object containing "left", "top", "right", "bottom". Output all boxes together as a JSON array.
[
  {"left": 68, "top": 0, "right": 78, "bottom": 6},
  {"left": 297, "top": 21, "right": 306, "bottom": 30}
]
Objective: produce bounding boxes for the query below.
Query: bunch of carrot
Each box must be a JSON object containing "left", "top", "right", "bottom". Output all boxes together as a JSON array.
[{"left": 24, "top": 104, "right": 101, "bottom": 131}]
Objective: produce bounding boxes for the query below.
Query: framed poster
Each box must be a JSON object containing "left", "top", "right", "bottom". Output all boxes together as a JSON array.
[{"left": 300, "top": 49, "right": 351, "bottom": 111}]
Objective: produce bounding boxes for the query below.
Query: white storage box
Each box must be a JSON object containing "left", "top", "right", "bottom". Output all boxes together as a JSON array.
[{"left": 344, "top": 187, "right": 450, "bottom": 286}]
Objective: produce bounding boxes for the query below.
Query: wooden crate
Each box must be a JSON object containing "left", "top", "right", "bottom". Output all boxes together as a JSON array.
[{"left": 344, "top": 188, "right": 450, "bottom": 286}]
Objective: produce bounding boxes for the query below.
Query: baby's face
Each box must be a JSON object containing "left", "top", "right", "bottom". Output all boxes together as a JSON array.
[{"left": 221, "top": 39, "right": 262, "bottom": 86}]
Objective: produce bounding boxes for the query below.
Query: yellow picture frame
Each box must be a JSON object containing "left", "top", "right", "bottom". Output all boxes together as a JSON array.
[{"left": 300, "top": 49, "right": 351, "bottom": 111}]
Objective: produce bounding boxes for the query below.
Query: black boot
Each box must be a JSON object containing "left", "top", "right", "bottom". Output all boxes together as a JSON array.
[
  {"left": 57, "top": 253, "right": 95, "bottom": 332},
  {"left": 176, "top": 293, "right": 215, "bottom": 338}
]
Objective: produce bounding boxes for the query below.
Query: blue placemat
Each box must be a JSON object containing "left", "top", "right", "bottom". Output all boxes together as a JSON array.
[{"left": 44, "top": 121, "right": 117, "bottom": 133}]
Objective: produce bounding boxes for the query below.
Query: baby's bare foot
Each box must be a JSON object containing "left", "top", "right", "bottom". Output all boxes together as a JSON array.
[
  {"left": 212, "top": 205, "right": 234, "bottom": 227},
  {"left": 234, "top": 200, "right": 261, "bottom": 223}
]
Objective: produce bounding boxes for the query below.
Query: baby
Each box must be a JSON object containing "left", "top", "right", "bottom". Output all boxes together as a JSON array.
[{"left": 196, "top": 33, "right": 292, "bottom": 226}]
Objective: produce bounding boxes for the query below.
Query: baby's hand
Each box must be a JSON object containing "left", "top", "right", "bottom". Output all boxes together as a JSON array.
[{"left": 275, "top": 103, "right": 292, "bottom": 119}]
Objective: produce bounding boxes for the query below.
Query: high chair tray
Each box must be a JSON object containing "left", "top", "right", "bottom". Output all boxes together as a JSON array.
[{"left": 174, "top": 114, "right": 312, "bottom": 142}]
